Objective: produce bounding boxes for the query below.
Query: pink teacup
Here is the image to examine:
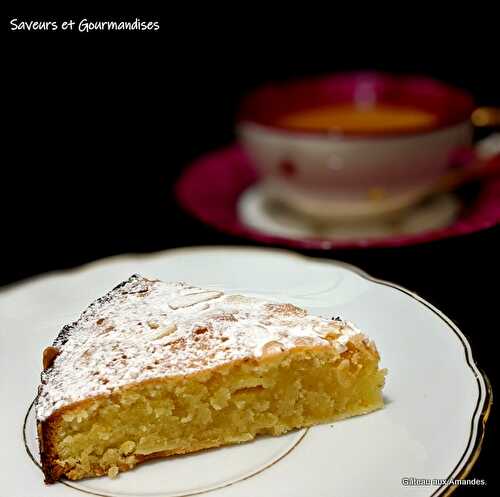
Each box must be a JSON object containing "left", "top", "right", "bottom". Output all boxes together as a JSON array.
[{"left": 237, "top": 73, "right": 486, "bottom": 221}]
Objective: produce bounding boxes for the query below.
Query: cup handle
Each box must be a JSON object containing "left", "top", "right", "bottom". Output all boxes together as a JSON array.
[
  {"left": 471, "top": 107, "right": 500, "bottom": 128},
  {"left": 435, "top": 108, "right": 500, "bottom": 193}
]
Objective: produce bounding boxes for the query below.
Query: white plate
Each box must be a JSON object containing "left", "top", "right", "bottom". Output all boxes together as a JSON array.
[{"left": 0, "top": 247, "right": 491, "bottom": 497}]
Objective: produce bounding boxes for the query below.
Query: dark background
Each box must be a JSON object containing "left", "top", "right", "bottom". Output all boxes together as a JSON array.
[{"left": 4, "top": 13, "right": 499, "bottom": 495}]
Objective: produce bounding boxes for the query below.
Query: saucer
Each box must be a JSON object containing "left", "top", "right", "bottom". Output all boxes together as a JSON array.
[
  {"left": 175, "top": 145, "right": 500, "bottom": 250},
  {"left": 239, "top": 185, "right": 462, "bottom": 241}
]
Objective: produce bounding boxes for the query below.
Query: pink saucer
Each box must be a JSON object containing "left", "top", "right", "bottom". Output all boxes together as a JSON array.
[{"left": 175, "top": 145, "right": 500, "bottom": 250}]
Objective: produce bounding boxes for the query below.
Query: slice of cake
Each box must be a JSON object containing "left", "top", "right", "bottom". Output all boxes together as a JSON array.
[{"left": 36, "top": 275, "right": 386, "bottom": 483}]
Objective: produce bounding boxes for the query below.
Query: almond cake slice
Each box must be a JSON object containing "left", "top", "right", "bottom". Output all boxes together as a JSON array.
[{"left": 36, "top": 275, "right": 386, "bottom": 483}]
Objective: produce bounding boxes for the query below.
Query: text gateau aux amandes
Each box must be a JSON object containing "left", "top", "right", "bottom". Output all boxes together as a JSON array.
[{"left": 9, "top": 18, "right": 160, "bottom": 32}]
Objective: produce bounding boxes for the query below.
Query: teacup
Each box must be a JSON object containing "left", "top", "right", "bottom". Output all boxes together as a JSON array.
[{"left": 237, "top": 73, "right": 477, "bottom": 221}]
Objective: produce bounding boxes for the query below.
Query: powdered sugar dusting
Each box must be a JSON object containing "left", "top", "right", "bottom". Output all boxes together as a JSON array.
[{"left": 36, "top": 275, "right": 365, "bottom": 421}]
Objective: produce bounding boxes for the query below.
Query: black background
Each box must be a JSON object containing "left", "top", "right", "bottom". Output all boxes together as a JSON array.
[{"left": 4, "top": 13, "right": 499, "bottom": 495}]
